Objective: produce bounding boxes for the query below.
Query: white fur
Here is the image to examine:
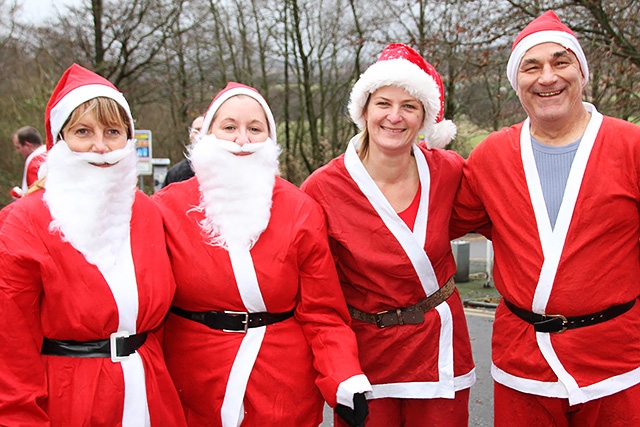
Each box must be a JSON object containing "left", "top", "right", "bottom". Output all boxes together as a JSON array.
[
  {"left": 188, "top": 135, "right": 281, "bottom": 251},
  {"left": 43, "top": 140, "right": 138, "bottom": 269},
  {"left": 348, "top": 58, "right": 456, "bottom": 148}
]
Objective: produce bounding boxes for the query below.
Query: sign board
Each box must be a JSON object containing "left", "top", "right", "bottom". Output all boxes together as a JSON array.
[{"left": 135, "top": 130, "right": 152, "bottom": 175}]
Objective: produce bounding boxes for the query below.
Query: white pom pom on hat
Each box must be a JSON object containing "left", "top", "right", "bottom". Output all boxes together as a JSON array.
[{"left": 348, "top": 43, "right": 456, "bottom": 149}]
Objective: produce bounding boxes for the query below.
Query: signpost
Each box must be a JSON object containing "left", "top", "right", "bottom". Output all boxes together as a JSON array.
[{"left": 135, "top": 130, "right": 153, "bottom": 177}]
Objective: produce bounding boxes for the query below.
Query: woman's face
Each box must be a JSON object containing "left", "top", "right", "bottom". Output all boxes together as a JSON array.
[
  {"left": 363, "top": 85, "right": 424, "bottom": 156},
  {"left": 209, "top": 95, "right": 269, "bottom": 155},
  {"left": 62, "top": 110, "right": 128, "bottom": 154}
]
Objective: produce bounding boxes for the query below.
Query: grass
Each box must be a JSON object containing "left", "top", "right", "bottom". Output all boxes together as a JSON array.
[{"left": 456, "top": 276, "right": 501, "bottom": 304}]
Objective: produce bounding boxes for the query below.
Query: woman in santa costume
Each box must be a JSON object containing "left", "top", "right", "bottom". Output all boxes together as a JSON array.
[
  {"left": 0, "top": 63, "right": 187, "bottom": 427},
  {"left": 301, "top": 44, "right": 476, "bottom": 427},
  {"left": 153, "top": 82, "right": 371, "bottom": 427}
]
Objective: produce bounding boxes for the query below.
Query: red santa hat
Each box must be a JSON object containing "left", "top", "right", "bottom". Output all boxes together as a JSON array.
[
  {"left": 201, "top": 82, "right": 277, "bottom": 143},
  {"left": 348, "top": 43, "right": 456, "bottom": 149},
  {"left": 506, "top": 10, "right": 589, "bottom": 91},
  {"left": 45, "top": 63, "right": 134, "bottom": 150}
]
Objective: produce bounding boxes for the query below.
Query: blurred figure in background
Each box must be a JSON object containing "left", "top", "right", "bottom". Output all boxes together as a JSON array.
[
  {"left": 162, "top": 115, "right": 203, "bottom": 187},
  {"left": 10, "top": 125, "right": 46, "bottom": 199}
]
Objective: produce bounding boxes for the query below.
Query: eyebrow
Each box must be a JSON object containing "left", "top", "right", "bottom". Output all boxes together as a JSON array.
[
  {"left": 371, "top": 95, "right": 420, "bottom": 104},
  {"left": 521, "top": 49, "right": 573, "bottom": 66}
]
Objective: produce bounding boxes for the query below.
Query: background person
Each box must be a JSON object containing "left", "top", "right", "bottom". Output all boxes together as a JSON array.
[
  {"left": 10, "top": 125, "right": 47, "bottom": 198},
  {"left": 0, "top": 63, "right": 186, "bottom": 426},
  {"left": 153, "top": 82, "right": 371, "bottom": 427},
  {"left": 162, "top": 115, "right": 203, "bottom": 187},
  {"left": 302, "top": 43, "right": 475, "bottom": 427},
  {"left": 452, "top": 10, "right": 640, "bottom": 426}
]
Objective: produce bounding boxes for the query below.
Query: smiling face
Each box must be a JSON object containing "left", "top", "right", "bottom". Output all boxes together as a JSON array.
[
  {"left": 516, "top": 42, "right": 586, "bottom": 128},
  {"left": 362, "top": 85, "right": 424, "bottom": 157},
  {"left": 208, "top": 95, "right": 270, "bottom": 155}
]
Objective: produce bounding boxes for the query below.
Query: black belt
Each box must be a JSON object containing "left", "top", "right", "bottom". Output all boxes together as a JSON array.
[
  {"left": 42, "top": 331, "right": 148, "bottom": 362},
  {"left": 170, "top": 306, "right": 295, "bottom": 333},
  {"left": 504, "top": 298, "right": 636, "bottom": 333}
]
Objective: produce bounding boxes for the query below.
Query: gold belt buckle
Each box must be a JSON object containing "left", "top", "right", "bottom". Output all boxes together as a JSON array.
[{"left": 535, "top": 314, "right": 568, "bottom": 333}]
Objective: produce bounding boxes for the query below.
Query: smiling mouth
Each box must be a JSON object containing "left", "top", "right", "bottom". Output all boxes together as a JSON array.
[
  {"left": 538, "top": 90, "right": 562, "bottom": 97},
  {"left": 381, "top": 126, "right": 405, "bottom": 133},
  {"left": 90, "top": 162, "right": 118, "bottom": 168}
]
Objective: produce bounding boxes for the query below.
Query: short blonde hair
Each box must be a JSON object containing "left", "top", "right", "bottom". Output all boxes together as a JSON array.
[{"left": 61, "top": 97, "right": 131, "bottom": 140}]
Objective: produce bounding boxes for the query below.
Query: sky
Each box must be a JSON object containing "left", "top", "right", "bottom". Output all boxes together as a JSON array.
[{"left": 15, "top": 0, "right": 82, "bottom": 24}]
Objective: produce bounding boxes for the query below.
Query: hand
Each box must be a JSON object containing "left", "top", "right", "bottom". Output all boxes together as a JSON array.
[{"left": 335, "top": 392, "right": 368, "bottom": 427}]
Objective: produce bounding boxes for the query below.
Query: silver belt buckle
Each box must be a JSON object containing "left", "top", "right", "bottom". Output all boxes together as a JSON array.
[
  {"left": 223, "top": 310, "right": 249, "bottom": 333},
  {"left": 110, "top": 330, "right": 131, "bottom": 362}
]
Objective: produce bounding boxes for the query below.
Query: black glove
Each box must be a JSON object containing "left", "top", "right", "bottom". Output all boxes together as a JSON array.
[{"left": 335, "top": 392, "right": 368, "bottom": 427}]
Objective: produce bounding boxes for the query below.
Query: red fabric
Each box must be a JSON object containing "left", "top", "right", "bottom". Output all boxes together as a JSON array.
[
  {"left": 0, "top": 190, "right": 186, "bottom": 427},
  {"left": 301, "top": 145, "right": 474, "bottom": 392},
  {"left": 152, "top": 177, "right": 365, "bottom": 426},
  {"left": 512, "top": 10, "right": 577, "bottom": 50},
  {"left": 397, "top": 184, "right": 421, "bottom": 230},
  {"left": 25, "top": 151, "right": 46, "bottom": 188},
  {"left": 334, "top": 388, "right": 470, "bottom": 427},
  {"left": 451, "top": 116, "right": 640, "bottom": 398},
  {"left": 494, "top": 381, "right": 640, "bottom": 427},
  {"left": 377, "top": 44, "right": 446, "bottom": 123},
  {"left": 45, "top": 64, "right": 119, "bottom": 150}
]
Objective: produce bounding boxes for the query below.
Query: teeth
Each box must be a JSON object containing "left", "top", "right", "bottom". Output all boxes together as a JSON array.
[
  {"left": 382, "top": 127, "right": 403, "bottom": 133},
  {"left": 539, "top": 90, "right": 561, "bottom": 97}
]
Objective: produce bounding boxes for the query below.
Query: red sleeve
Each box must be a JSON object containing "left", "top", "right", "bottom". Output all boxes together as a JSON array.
[
  {"left": 450, "top": 148, "right": 492, "bottom": 240},
  {"left": 0, "top": 204, "right": 49, "bottom": 425},
  {"left": 26, "top": 154, "right": 46, "bottom": 188},
  {"left": 294, "top": 200, "right": 365, "bottom": 407}
]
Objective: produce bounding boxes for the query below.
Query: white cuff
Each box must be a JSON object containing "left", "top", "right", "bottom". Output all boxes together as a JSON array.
[{"left": 336, "top": 374, "right": 373, "bottom": 408}]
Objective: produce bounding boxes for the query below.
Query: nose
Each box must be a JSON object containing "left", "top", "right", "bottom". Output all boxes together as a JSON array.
[
  {"left": 538, "top": 63, "right": 558, "bottom": 85},
  {"left": 91, "top": 135, "right": 108, "bottom": 153},
  {"left": 386, "top": 107, "right": 402, "bottom": 124},
  {"left": 235, "top": 130, "right": 250, "bottom": 146}
]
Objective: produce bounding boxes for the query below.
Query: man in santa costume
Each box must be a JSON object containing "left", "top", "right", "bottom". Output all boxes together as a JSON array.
[
  {"left": 10, "top": 125, "right": 47, "bottom": 199},
  {"left": 0, "top": 63, "right": 186, "bottom": 426},
  {"left": 302, "top": 44, "right": 476, "bottom": 427},
  {"left": 452, "top": 10, "right": 640, "bottom": 426},
  {"left": 153, "top": 82, "right": 371, "bottom": 427}
]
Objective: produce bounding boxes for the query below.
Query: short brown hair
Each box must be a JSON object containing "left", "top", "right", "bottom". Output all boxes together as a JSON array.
[{"left": 61, "top": 97, "right": 131, "bottom": 140}]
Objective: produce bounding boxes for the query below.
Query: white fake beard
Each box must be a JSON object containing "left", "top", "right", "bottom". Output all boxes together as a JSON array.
[
  {"left": 42, "top": 140, "right": 138, "bottom": 268},
  {"left": 188, "top": 134, "right": 281, "bottom": 251}
]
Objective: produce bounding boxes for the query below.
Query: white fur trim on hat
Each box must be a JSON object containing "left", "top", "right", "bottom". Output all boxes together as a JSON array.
[
  {"left": 201, "top": 86, "right": 277, "bottom": 144},
  {"left": 49, "top": 84, "right": 134, "bottom": 145},
  {"left": 506, "top": 30, "right": 589, "bottom": 91},
  {"left": 348, "top": 58, "right": 455, "bottom": 149}
]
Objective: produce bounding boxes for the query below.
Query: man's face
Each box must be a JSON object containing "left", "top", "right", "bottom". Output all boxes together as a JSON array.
[
  {"left": 516, "top": 42, "right": 585, "bottom": 126},
  {"left": 12, "top": 134, "right": 34, "bottom": 160}
]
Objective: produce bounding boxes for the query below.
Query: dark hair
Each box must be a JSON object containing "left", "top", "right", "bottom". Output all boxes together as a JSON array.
[{"left": 14, "top": 126, "right": 43, "bottom": 147}]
